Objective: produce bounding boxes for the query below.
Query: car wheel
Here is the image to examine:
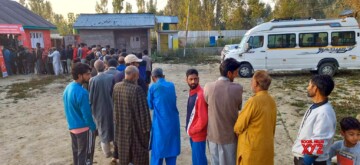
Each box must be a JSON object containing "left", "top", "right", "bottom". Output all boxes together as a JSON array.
[
  {"left": 318, "top": 63, "right": 336, "bottom": 77},
  {"left": 238, "top": 64, "right": 253, "bottom": 78}
]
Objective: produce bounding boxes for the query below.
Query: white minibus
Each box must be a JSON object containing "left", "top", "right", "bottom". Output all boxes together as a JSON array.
[{"left": 224, "top": 17, "right": 360, "bottom": 77}]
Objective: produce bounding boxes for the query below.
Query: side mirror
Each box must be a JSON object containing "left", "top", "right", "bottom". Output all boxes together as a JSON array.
[{"left": 235, "top": 46, "right": 239, "bottom": 49}]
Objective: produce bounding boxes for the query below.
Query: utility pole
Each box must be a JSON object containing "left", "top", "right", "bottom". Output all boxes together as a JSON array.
[{"left": 183, "top": 0, "right": 191, "bottom": 57}]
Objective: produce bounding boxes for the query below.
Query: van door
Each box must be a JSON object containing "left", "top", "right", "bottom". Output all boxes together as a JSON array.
[
  {"left": 243, "top": 35, "right": 266, "bottom": 70},
  {"left": 266, "top": 33, "right": 296, "bottom": 70}
]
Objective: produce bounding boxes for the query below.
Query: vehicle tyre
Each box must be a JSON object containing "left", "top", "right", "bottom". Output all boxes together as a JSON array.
[
  {"left": 318, "top": 63, "right": 336, "bottom": 77},
  {"left": 238, "top": 64, "right": 253, "bottom": 78}
]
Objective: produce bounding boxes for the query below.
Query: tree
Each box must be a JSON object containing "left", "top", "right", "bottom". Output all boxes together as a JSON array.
[
  {"left": 323, "top": 0, "right": 342, "bottom": 18},
  {"left": 164, "top": 0, "right": 180, "bottom": 16},
  {"left": 67, "top": 13, "right": 77, "bottom": 35},
  {"left": 146, "top": 0, "right": 157, "bottom": 13},
  {"left": 95, "top": 0, "right": 108, "bottom": 13},
  {"left": 214, "top": 0, "right": 222, "bottom": 28},
  {"left": 263, "top": 4, "right": 273, "bottom": 21},
  {"left": 299, "top": 0, "right": 326, "bottom": 18},
  {"left": 188, "top": 0, "right": 204, "bottom": 30},
  {"left": 246, "top": 0, "right": 267, "bottom": 28},
  {"left": 19, "top": 0, "right": 26, "bottom": 5},
  {"left": 24, "top": 0, "right": 76, "bottom": 35},
  {"left": 19, "top": 0, "right": 28, "bottom": 8},
  {"left": 28, "top": 0, "right": 53, "bottom": 22},
  {"left": 341, "top": 0, "right": 360, "bottom": 12},
  {"left": 338, "top": 0, "right": 360, "bottom": 21},
  {"left": 202, "top": 0, "right": 216, "bottom": 30},
  {"left": 112, "top": 0, "right": 124, "bottom": 13},
  {"left": 273, "top": 0, "right": 302, "bottom": 19},
  {"left": 225, "top": 0, "right": 247, "bottom": 29},
  {"left": 137, "top": 0, "right": 145, "bottom": 13},
  {"left": 177, "top": 0, "right": 203, "bottom": 30},
  {"left": 125, "top": 2, "right": 132, "bottom": 13},
  {"left": 44, "top": 1, "right": 54, "bottom": 22}
]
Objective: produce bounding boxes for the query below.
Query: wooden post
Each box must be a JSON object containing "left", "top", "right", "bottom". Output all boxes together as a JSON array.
[{"left": 183, "top": 0, "right": 191, "bottom": 57}]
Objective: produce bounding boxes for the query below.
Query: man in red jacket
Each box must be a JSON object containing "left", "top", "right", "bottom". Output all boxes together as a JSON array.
[
  {"left": 185, "top": 68, "right": 208, "bottom": 165},
  {"left": 72, "top": 44, "right": 78, "bottom": 62},
  {"left": 81, "top": 43, "right": 88, "bottom": 63}
]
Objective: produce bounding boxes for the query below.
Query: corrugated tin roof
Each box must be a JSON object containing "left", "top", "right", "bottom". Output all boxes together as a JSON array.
[
  {"left": 0, "top": 0, "right": 56, "bottom": 29},
  {"left": 74, "top": 13, "right": 155, "bottom": 29},
  {"left": 155, "top": 16, "right": 179, "bottom": 24}
]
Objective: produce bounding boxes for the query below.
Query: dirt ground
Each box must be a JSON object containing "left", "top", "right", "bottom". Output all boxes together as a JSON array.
[{"left": 1, "top": 63, "right": 358, "bottom": 165}]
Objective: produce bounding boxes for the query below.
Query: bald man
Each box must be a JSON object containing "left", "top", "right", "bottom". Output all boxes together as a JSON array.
[
  {"left": 89, "top": 60, "right": 115, "bottom": 157},
  {"left": 113, "top": 66, "right": 151, "bottom": 165}
]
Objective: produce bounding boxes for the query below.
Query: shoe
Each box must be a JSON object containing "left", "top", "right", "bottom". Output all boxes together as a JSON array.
[{"left": 111, "top": 158, "right": 118, "bottom": 163}]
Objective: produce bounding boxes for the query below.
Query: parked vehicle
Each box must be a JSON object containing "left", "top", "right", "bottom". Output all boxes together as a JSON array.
[
  {"left": 223, "top": 16, "right": 360, "bottom": 77},
  {"left": 221, "top": 44, "right": 239, "bottom": 62}
]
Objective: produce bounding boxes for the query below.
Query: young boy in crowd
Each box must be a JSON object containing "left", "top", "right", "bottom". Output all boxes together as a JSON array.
[{"left": 328, "top": 117, "right": 360, "bottom": 165}]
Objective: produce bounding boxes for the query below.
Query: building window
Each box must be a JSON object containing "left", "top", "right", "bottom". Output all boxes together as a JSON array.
[
  {"left": 331, "top": 31, "right": 356, "bottom": 46},
  {"left": 299, "top": 32, "right": 328, "bottom": 47},
  {"left": 130, "top": 36, "right": 140, "bottom": 48},
  {"left": 268, "top": 34, "right": 296, "bottom": 48},
  {"left": 30, "top": 32, "right": 44, "bottom": 48}
]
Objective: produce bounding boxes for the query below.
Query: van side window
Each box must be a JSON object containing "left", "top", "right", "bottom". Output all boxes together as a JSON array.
[
  {"left": 299, "top": 32, "right": 328, "bottom": 47},
  {"left": 268, "top": 34, "right": 296, "bottom": 48},
  {"left": 248, "top": 36, "right": 264, "bottom": 49},
  {"left": 331, "top": 31, "right": 356, "bottom": 46}
]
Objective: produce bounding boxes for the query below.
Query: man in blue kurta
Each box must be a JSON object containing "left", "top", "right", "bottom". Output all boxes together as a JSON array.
[{"left": 147, "top": 68, "right": 181, "bottom": 165}]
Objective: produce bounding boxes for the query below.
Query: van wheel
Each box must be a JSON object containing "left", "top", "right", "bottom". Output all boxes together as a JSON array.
[
  {"left": 318, "top": 63, "right": 336, "bottom": 77},
  {"left": 238, "top": 64, "right": 253, "bottom": 78}
]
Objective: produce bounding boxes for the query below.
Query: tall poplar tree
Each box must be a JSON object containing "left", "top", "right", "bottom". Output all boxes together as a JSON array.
[
  {"left": 125, "top": 2, "right": 132, "bottom": 13},
  {"left": 112, "top": 0, "right": 124, "bottom": 13},
  {"left": 137, "top": 0, "right": 146, "bottom": 13},
  {"left": 146, "top": 0, "right": 157, "bottom": 13},
  {"left": 273, "top": 0, "right": 302, "bottom": 19},
  {"left": 95, "top": 0, "right": 108, "bottom": 13}
]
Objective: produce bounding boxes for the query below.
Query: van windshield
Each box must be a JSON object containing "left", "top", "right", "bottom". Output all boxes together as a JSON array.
[{"left": 238, "top": 35, "right": 249, "bottom": 52}]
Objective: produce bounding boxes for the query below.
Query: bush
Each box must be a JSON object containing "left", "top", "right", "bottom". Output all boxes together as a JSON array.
[{"left": 151, "top": 49, "right": 219, "bottom": 64}]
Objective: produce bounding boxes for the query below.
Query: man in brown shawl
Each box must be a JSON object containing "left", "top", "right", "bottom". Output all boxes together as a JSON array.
[{"left": 113, "top": 65, "right": 151, "bottom": 165}]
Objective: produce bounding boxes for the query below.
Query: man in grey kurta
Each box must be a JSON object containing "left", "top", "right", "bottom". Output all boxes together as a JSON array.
[{"left": 89, "top": 60, "right": 115, "bottom": 157}]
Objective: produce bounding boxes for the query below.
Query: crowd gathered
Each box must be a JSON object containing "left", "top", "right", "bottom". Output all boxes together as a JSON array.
[
  {"left": 0, "top": 42, "right": 147, "bottom": 78},
  {"left": 63, "top": 52, "right": 360, "bottom": 165},
  {"left": 1, "top": 40, "right": 360, "bottom": 165}
]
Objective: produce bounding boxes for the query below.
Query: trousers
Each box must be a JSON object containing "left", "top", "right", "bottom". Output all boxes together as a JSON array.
[{"left": 70, "top": 130, "right": 96, "bottom": 165}]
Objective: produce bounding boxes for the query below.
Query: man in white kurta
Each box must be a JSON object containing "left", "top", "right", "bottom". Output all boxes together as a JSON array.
[{"left": 48, "top": 48, "right": 61, "bottom": 76}]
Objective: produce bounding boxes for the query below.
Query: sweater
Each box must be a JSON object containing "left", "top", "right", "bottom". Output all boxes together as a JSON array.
[
  {"left": 63, "top": 82, "right": 96, "bottom": 131},
  {"left": 204, "top": 77, "right": 243, "bottom": 144},
  {"left": 327, "top": 140, "right": 360, "bottom": 165}
]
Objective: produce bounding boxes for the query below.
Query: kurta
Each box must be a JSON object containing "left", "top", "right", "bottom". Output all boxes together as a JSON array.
[
  {"left": 234, "top": 91, "right": 277, "bottom": 165},
  {"left": 113, "top": 79, "right": 151, "bottom": 165},
  {"left": 147, "top": 78, "right": 181, "bottom": 159},
  {"left": 89, "top": 72, "right": 115, "bottom": 143},
  {"left": 48, "top": 50, "right": 61, "bottom": 75}
]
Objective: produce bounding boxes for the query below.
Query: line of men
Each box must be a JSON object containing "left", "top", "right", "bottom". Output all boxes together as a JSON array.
[
  {"left": 0, "top": 43, "right": 62, "bottom": 76},
  {"left": 63, "top": 55, "right": 355, "bottom": 165}
]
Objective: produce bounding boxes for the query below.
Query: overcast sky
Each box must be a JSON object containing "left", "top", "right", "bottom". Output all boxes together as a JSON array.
[{"left": 15, "top": 0, "right": 274, "bottom": 18}]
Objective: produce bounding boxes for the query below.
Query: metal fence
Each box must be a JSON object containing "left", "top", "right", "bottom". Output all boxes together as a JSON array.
[
  {"left": 151, "top": 30, "right": 247, "bottom": 48},
  {"left": 178, "top": 30, "right": 247, "bottom": 48}
]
